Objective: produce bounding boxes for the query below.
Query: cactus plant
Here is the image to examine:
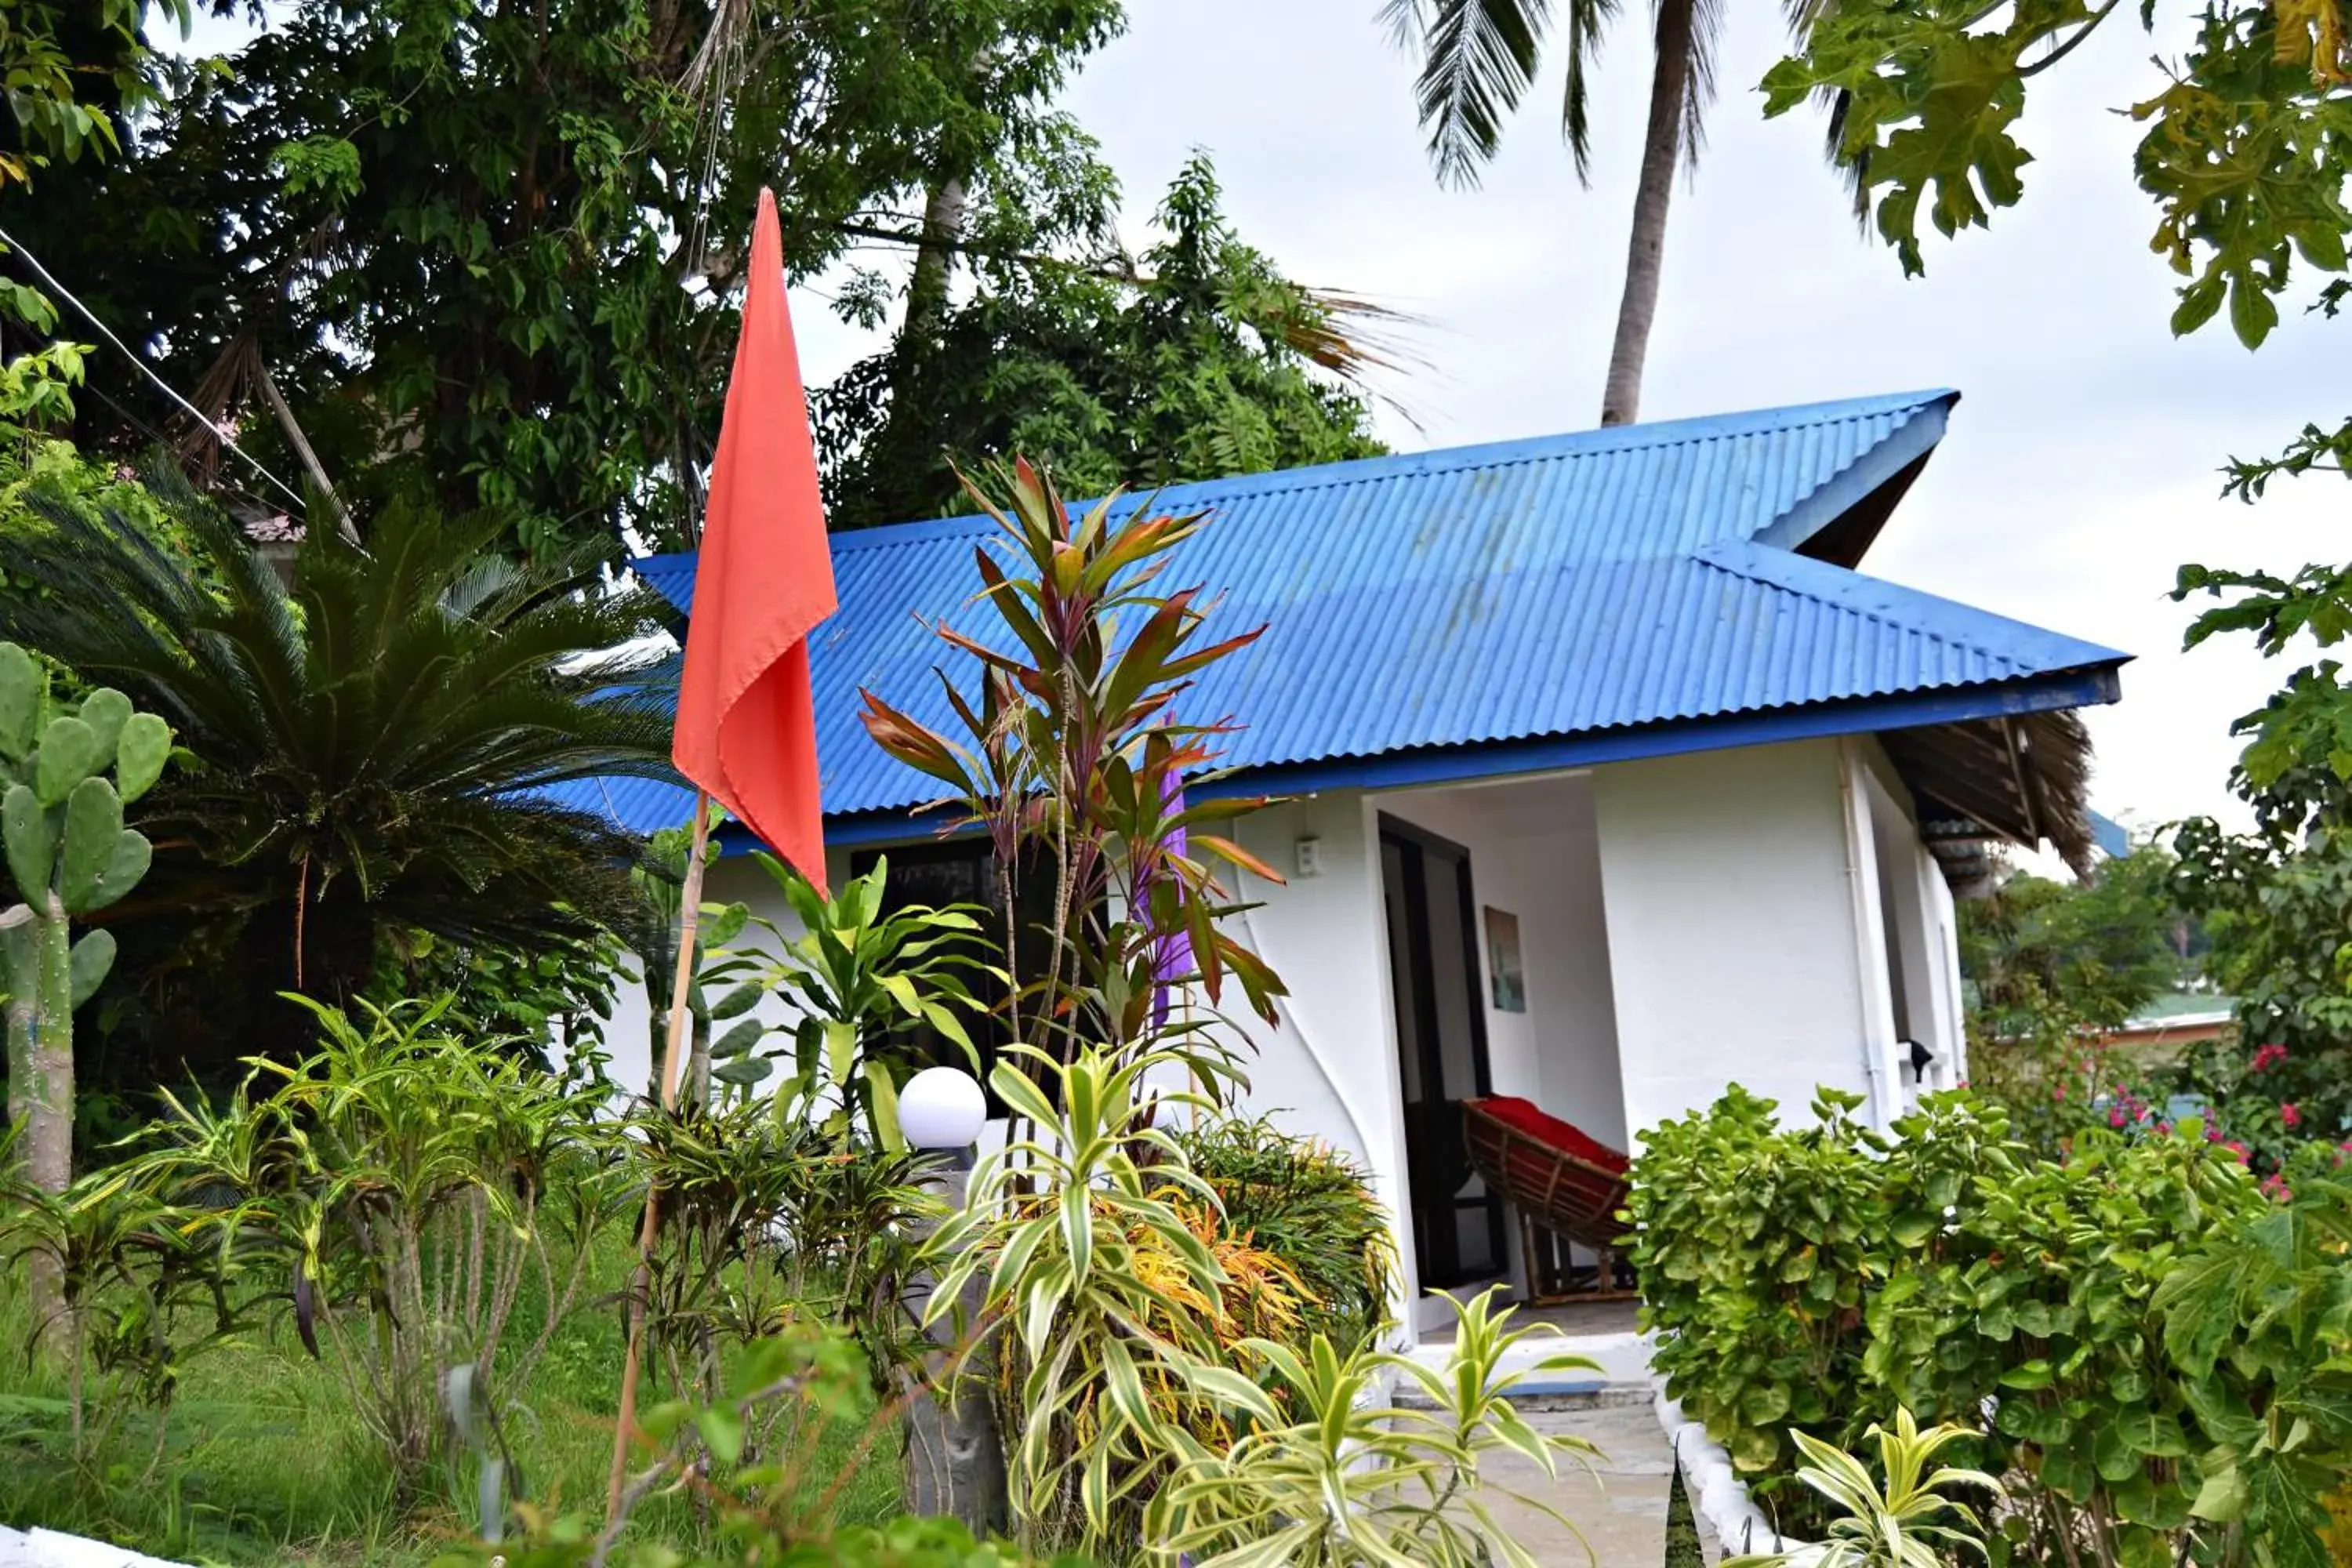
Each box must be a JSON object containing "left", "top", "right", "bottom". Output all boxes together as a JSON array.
[{"left": 0, "top": 640, "right": 169, "bottom": 1345}]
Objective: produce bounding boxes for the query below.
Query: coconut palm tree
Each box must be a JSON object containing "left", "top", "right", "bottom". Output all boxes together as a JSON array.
[
  {"left": 1387, "top": 0, "right": 1822, "bottom": 426},
  {"left": 0, "top": 475, "right": 678, "bottom": 1064}
]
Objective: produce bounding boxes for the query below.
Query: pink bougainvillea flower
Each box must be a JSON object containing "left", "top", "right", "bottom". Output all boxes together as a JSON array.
[
  {"left": 2282, "top": 1102, "right": 2303, "bottom": 1129},
  {"left": 2225, "top": 1141, "right": 2251, "bottom": 1165}
]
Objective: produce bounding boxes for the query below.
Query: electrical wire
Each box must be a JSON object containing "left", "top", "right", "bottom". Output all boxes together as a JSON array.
[{"left": 0, "top": 219, "right": 309, "bottom": 513}]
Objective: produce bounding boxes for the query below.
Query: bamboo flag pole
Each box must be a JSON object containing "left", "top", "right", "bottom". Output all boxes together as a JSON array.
[{"left": 604, "top": 790, "right": 714, "bottom": 1521}]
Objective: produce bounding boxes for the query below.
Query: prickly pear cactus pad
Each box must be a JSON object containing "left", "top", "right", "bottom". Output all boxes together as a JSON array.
[{"left": 1, "top": 639, "right": 173, "bottom": 1279}]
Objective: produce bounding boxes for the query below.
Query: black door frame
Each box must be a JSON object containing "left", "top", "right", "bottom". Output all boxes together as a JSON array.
[{"left": 1378, "top": 812, "right": 1506, "bottom": 1289}]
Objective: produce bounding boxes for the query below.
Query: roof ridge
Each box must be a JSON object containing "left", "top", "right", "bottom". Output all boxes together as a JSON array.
[
  {"left": 628, "top": 390, "right": 1958, "bottom": 575},
  {"left": 808, "top": 388, "right": 1960, "bottom": 557}
]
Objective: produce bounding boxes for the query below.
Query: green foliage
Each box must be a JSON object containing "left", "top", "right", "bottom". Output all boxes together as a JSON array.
[
  {"left": 1171, "top": 1113, "right": 1398, "bottom": 1354},
  {"left": 632, "top": 1091, "right": 941, "bottom": 1405},
  {"left": 483, "top": 1324, "right": 1031, "bottom": 1568},
  {"left": 1628, "top": 1085, "right": 2352, "bottom": 1564},
  {"left": 372, "top": 922, "right": 627, "bottom": 1065},
  {"left": 0, "top": 1, "right": 189, "bottom": 431},
  {"left": 1146, "top": 1289, "right": 1599, "bottom": 1568},
  {"left": 2169, "top": 746, "right": 2352, "bottom": 1151},
  {"left": 23, "top": 0, "right": 1120, "bottom": 557},
  {"left": 719, "top": 853, "right": 995, "bottom": 1140},
  {"left": 1956, "top": 845, "right": 2194, "bottom": 1156},
  {"left": 1766, "top": 0, "right": 2352, "bottom": 331},
  {"left": 1, "top": 637, "right": 170, "bottom": 1328},
  {"left": 0, "top": 1124, "right": 252, "bottom": 1463},
  {"left": 815, "top": 154, "right": 1385, "bottom": 529},
  {"left": 922, "top": 1042, "right": 1227, "bottom": 1552},
  {"left": 0, "top": 1224, "right": 906, "bottom": 1565},
  {"left": 0, "top": 476, "right": 673, "bottom": 1068},
  {"left": 1725, "top": 1410, "right": 2000, "bottom": 1568},
  {"left": 1959, "top": 848, "right": 2190, "bottom": 1039},
  {"left": 116, "top": 996, "right": 630, "bottom": 1496},
  {"left": 1763, "top": 0, "right": 2352, "bottom": 821}
]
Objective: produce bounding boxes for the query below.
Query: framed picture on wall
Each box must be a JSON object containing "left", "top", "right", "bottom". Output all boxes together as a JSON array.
[{"left": 1483, "top": 906, "right": 1526, "bottom": 1013}]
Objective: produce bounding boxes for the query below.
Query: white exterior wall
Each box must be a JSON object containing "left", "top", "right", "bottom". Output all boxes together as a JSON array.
[
  {"left": 580, "top": 846, "right": 850, "bottom": 1099},
  {"left": 1592, "top": 737, "right": 1895, "bottom": 1142},
  {"left": 1221, "top": 792, "right": 1419, "bottom": 1331}
]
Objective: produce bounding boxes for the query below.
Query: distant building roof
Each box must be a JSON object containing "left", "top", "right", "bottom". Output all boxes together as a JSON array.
[
  {"left": 2089, "top": 811, "right": 2132, "bottom": 860},
  {"left": 556, "top": 389, "right": 2129, "bottom": 846}
]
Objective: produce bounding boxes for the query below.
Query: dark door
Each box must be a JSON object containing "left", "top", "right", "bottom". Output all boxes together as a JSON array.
[{"left": 1379, "top": 816, "right": 1505, "bottom": 1289}]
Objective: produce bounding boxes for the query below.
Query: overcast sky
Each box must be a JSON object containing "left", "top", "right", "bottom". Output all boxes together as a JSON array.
[{"left": 783, "top": 2, "right": 2350, "bottom": 839}]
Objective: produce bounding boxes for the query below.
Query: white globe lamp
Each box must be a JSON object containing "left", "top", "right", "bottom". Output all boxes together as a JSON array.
[{"left": 899, "top": 1065, "right": 987, "bottom": 1151}]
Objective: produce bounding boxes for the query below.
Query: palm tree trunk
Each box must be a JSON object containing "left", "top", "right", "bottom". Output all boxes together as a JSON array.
[
  {"left": 1599, "top": 0, "right": 1696, "bottom": 427},
  {"left": 903, "top": 176, "right": 970, "bottom": 349}
]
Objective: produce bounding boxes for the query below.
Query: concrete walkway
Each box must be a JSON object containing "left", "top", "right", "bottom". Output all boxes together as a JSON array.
[
  {"left": 1412, "top": 1301, "right": 1723, "bottom": 1566},
  {"left": 1472, "top": 1397, "right": 1683, "bottom": 1566}
]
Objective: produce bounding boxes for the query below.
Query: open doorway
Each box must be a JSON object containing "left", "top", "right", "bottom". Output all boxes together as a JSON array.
[{"left": 1379, "top": 815, "right": 1506, "bottom": 1290}]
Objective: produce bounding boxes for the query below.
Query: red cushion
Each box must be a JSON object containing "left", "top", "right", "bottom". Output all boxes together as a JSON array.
[{"left": 1470, "top": 1096, "right": 1630, "bottom": 1174}]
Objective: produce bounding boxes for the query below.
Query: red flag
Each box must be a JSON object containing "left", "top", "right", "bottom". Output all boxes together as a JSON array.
[{"left": 672, "top": 189, "right": 837, "bottom": 893}]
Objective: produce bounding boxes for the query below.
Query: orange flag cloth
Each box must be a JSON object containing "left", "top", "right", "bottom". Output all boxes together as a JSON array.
[{"left": 671, "top": 188, "right": 838, "bottom": 893}]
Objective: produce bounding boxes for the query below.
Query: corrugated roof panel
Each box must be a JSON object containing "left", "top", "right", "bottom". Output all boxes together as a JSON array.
[{"left": 609, "top": 389, "right": 2127, "bottom": 830}]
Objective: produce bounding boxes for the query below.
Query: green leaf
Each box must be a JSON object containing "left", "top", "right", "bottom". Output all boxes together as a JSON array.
[
  {"left": 2227, "top": 270, "right": 2281, "bottom": 349},
  {"left": 2190, "top": 1461, "right": 2248, "bottom": 1523},
  {"left": 700, "top": 901, "right": 749, "bottom": 948},
  {"left": 710, "top": 1057, "right": 773, "bottom": 1087},
  {"left": 1999, "top": 1359, "right": 2053, "bottom": 1391},
  {"left": 707, "top": 985, "right": 760, "bottom": 1020},
  {"left": 823, "top": 1018, "right": 855, "bottom": 1083},
  {"left": 708, "top": 1017, "right": 764, "bottom": 1060},
  {"left": 696, "top": 1405, "right": 743, "bottom": 1467},
  {"left": 865, "top": 1060, "right": 902, "bottom": 1152}
]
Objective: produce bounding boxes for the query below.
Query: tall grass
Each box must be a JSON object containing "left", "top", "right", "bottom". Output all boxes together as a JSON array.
[{"left": 0, "top": 1229, "right": 903, "bottom": 1566}]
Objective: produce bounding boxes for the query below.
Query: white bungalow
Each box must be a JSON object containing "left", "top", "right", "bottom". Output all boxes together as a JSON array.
[{"left": 564, "top": 390, "right": 2127, "bottom": 1343}]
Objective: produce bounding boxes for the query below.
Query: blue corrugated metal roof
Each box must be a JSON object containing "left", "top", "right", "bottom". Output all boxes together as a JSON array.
[{"left": 555, "top": 389, "right": 2128, "bottom": 839}]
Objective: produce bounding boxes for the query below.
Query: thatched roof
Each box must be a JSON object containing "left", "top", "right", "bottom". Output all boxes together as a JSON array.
[{"left": 1881, "top": 707, "right": 2097, "bottom": 895}]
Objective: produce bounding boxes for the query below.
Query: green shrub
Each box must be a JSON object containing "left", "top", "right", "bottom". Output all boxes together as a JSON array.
[
  {"left": 118, "top": 995, "right": 629, "bottom": 1496},
  {"left": 1172, "top": 1114, "right": 1396, "bottom": 1352},
  {"left": 1627, "top": 1085, "right": 2352, "bottom": 1564}
]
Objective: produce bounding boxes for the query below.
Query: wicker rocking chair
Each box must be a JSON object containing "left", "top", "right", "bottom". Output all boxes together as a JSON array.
[{"left": 1461, "top": 1096, "right": 1635, "bottom": 1305}]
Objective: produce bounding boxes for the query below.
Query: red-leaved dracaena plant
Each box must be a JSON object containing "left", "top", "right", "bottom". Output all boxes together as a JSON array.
[{"left": 857, "top": 457, "right": 1288, "bottom": 1094}]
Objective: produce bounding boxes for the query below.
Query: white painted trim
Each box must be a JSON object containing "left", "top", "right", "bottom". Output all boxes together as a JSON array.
[{"left": 1837, "top": 739, "right": 1902, "bottom": 1131}]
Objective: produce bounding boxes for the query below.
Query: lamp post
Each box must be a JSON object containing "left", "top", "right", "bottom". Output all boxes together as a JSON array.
[
  {"left": 899, "top": 1066, "right": 987, "bottom": 1155},
  {"left": 898, "top": 1065, "right": 1006, "bottom": 1534}
]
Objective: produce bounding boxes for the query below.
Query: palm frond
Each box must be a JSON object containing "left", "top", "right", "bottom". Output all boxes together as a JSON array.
[
  {"left": 1560, "top": 0, "right": 1622, "bottom": 180},
  {"left": 1666, "top": 0, "right": 1726, "bottom": 172},
  {"left": 0, "top": 477, "right": 676, "bottom": 1008},
  {"left": 1400, "top": 0, "right": 1557, "bottom": 188}
]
